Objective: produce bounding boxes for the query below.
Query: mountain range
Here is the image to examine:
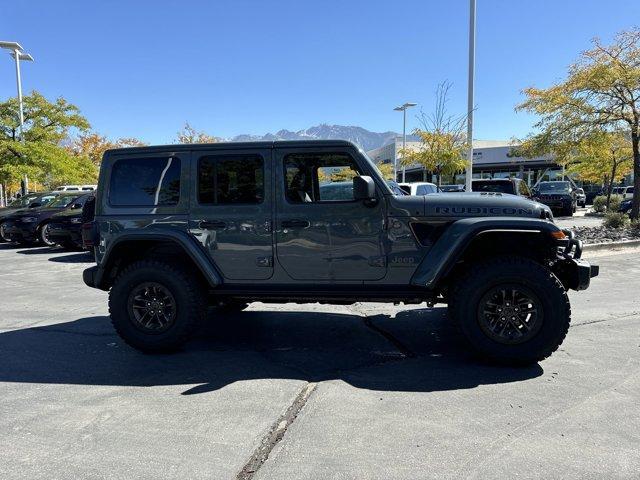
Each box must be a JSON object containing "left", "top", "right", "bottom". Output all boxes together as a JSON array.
[{"left": 229, "top": 124, "right": 418, "bottom": 151}]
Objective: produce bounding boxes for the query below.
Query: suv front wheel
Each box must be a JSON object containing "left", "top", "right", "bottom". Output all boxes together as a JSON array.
[
  {"left": 109, "top": 260, "right": 206, "bottom": 352},
  {"left": 449, "top": 255, "right": 570, "bottom": 365}
]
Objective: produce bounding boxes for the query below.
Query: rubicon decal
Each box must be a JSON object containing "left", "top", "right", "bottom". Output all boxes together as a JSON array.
[{"left": 433, "top": 206, "right": 534, "bottom": 216}]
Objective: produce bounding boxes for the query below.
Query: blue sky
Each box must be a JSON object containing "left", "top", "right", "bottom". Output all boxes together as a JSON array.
[{"left": 1, "top": 0, "right": 638, "bottom": 144}]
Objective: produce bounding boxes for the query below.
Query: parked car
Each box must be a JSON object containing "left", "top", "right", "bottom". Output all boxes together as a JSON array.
[
  {"left": 620, "top": 186, "right": 634, "bottom": 200},
  {"left": 582, "top": 185, "right": 601, "bottom": 204},
  {"left": 54, "top": 184, "right": 98, "bottom": 192},
  {"left": 619, "top": 199, "right": 633, "bottom": 214},
  {"left": 575, "top": 188, "right": 587, "bottom": 207},
  {"left": 47, "top": 193, "right": 96, "bottom": 249},
  {"left": 0, "top": 192, "right": 60, "bottom": 242},
  {"left": 82, "top": 140, "right": 597, "bottom": 365},
  {"left": 471, "top": 178, "right": 533, "bottom": 198},
  {"left": 397, "top": 182, "right": 439, "bottom": 195},
  {"left": 440, "top": 184, "right": 465, "bottom": 192},
  {"left": 2, "top": 192, "right": 85, "bottom": 246},
  {"left": 533, "top": 181, "right": 577, "bottom": 217}
]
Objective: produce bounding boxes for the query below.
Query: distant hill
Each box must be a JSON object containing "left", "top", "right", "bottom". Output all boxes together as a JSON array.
[{"left": 230, "top": 124, "right": 417, "bottom": 151}]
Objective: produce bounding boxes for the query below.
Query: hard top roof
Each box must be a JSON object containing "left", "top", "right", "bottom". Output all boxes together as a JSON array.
[{"left": 104, "top": 139, "right": 358, "bottom": 156}]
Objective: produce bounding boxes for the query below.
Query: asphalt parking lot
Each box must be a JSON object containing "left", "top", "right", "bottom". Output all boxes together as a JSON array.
[{"left": 0, "top": 243, "right": 639, "bottom": 479}]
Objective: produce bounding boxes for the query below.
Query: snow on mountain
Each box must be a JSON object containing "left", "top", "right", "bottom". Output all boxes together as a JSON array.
[{"left": 230, "top": 124, "right": 415, "bottom": 151}]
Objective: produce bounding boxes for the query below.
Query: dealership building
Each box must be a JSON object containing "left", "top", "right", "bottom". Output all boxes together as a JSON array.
[{"left": 366, "top": 138, "right": 565, "bottom": 186}]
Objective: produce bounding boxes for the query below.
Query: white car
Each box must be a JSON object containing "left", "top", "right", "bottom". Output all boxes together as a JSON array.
[
  {"left": 55, "top": 184, "right": 97, "bottom": 192},
  {"left": 620, "top": 186, "right": 634, "bottom": 200},
  {"left": 398, "top": 182, "right": 439, "bottom": 196}
]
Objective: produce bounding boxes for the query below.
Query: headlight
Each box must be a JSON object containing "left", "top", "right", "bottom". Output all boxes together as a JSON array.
[
  {"left": 70, "top": 217, "right": 83, "bottom": 224},
  {"left": 21, "top": 217, "right": 38, "bottom": 223}
]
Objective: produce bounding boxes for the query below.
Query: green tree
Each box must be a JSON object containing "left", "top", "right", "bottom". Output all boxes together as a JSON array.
[
  {"left": 399, "top": 82, "right": 468, "bottom": 186},
  {"left": 517, "top": 29, "right": 640, "bottom": 218},
  {"left": 568, "top": 132, "right": 632, "bottom": 207},
  {"left": 0, "top": 91, "right": 94, "bottom": 191},
  {"left": 175, "top": 122, "right": 218, "bottom": 144}
]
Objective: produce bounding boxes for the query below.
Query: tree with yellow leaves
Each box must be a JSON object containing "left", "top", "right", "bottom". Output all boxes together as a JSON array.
[
  {"left": 399, "top": 82, "right": 468, "bottom": 186},
  {"left": 517, "top": 29, "right": 640, "bottom": 218}
]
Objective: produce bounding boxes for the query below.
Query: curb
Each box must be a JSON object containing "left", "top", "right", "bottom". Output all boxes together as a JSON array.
[{"left": 583, "top": 239, "right": 640, "bottom": 252}]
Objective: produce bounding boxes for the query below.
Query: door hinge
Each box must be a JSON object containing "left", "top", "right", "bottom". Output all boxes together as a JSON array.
[
  {"left": 256, "top": 256, "right": 273, "bottom": 267},
  {"left": 368, "top": 255, "right": 387, "bottom": 267}
]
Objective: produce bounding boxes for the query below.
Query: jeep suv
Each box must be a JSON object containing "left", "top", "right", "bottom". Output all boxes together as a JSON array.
[
  {"left": 83, "top": 141, "right": 597, "bottom": 365},
  {"left": 534, "top": 181, "right": 578, "bottom": 217}
]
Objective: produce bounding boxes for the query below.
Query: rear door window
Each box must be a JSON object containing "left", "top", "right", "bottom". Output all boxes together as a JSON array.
[
  {"left": 198, "top": 154, "right": 264, "bottom": 205},
  {"left": 110, "top": 157, "right": 181, "bottom": 206}
]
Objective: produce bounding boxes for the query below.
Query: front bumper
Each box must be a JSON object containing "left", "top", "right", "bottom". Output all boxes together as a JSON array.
[
  {"left": 2, "top": 220, "right": 38, "bottom": 243},
  {"left": 553, "top": 230, "right": 599, "bottom": 291},
  {"left": 48, "top": 222, "right": 83, "bottom": 245}
]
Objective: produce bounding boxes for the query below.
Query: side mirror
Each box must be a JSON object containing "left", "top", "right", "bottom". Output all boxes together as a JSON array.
[
  {"left": 29, "top": 202, "right": 41, "bottom": 208},
  {"left": 353, "top": 175, "right": 375, "bottom": 201},
  {"left": 71, "top": 203, "right": 83, "bottom": 209}
]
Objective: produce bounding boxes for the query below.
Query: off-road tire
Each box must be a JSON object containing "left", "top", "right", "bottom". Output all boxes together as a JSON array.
[
  {"left": 109, "top": 260, "right": 206, "bottom": 353},
  {"left": 449, "top": 255, "right": 571, "bottom": 365}
]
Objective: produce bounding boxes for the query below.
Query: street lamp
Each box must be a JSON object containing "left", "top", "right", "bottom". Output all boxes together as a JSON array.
[
  {"left": 394, "top": 102, "right": 417, "bottom": 182},
  {"left": 465, "top": 0, "right": 476, "bottom": 192},
  {"left": 0, "top": 41, "right": 34, "bottom": 141}
]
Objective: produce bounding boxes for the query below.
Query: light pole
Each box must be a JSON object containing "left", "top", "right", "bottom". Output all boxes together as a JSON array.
[
  {"left": 394, "top": 102, "right": 417, "bottom": 182},
  {"left": 0, "top": 41, "right": 34, "bottom": 142},
  {"left": 465, "top": 0, "right": 476, "bottom": 192}
]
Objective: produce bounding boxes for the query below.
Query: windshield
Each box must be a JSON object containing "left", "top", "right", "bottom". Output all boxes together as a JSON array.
[
  {"left": 472, "top": 181, "right": 514, "bottom": 194},
  {"left": 48, "top": 194, "right": 80, "bottom": 208},
  {"left": 8, "top": 194, "right": 39, "bottom": 208},
  {"left": 387, "top": 181, "right": 407, "bottom": 195},
  {"left": 539, "top": 181, "right": 571, "bottom": 193}
]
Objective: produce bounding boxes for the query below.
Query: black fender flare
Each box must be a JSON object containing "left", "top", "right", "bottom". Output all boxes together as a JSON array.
[
  {"left": 90, "top": 230, "right": 223, "bottom": 290},
  {"left": 410, "top": 217, "right": 561, "bottom": 289}
]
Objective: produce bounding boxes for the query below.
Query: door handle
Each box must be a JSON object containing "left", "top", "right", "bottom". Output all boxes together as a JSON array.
[
  {"left": 199, "top": 220, "right": 227, "bottom": 230},
  {"left": 281, "top": 219, "right": 310, "bottom": 229}
]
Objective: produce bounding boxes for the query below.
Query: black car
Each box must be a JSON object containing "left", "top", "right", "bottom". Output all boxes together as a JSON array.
[
  {"left": 0, "top": 192, "right": 60, "bottom": 242},
  {"left": 2, "top": 193, "right": 86, "bottom": 246},
  {"left": 472, "top": 178, "right": 533, "bottom": 198},
  {"left": 533, "top": 181, "right": 577, "bottom": 217},
  {"left": 48, "top": 194, "right": 96, "bottom": 249}
]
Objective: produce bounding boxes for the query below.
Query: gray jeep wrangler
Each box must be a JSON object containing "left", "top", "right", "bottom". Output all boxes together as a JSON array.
[{"left": 83, "top": 140, "right": 598, "bottom": 364}]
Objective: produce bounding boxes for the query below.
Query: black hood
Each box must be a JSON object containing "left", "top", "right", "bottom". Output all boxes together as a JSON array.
[{"left": 388, "top": 192, "right": 553, "bottom": 220}]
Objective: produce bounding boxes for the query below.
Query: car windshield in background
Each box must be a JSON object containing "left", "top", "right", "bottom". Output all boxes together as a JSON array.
[
  {"left": 473, "top": 181, "right": 514, "bottom": 194},
  {"left": 8, "top": 195, "right": 39, "bottom": 208},
  {"left": 48, "top": 195, "right": 80, "bottom": 208},
  {"left": 539, "top": 182, "right": 571, "bottom": 193},
  {"left": 440, "top": 185, "right": 464, "bottom": 192}
]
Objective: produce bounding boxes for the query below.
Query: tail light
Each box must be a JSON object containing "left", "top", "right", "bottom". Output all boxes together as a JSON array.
[{"left": 82, "top": 221, "right": 98, "bottom": 248}]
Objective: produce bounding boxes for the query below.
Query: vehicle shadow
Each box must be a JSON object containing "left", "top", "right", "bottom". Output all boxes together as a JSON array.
[
  {"left": 0, "top": 308, "right": 543, "bottom": 395},
  {"left": 16, "top": 247, "right": 61, "bottom": 255},
  {"left": 0, "top": 243, "right": 23, "bottom": 250},
  {"left": 48, "top": 252, "right": 92, "bottom": 263}
]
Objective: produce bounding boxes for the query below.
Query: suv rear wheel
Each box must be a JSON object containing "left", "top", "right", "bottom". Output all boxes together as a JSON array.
[
  {"left": 449, "top": 255, "right": 570, "bottom": 365},
  {"left": 109, "top": 260, "right": 206, "bottom": 352}
]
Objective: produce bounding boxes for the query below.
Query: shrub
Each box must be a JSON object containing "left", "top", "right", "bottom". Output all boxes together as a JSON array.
[
  {"left": 603, "top": 212, "right": 631, "bottom": 229},
  {"left": 593, "top": 194, "right": 623, "bottom": 213}
]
